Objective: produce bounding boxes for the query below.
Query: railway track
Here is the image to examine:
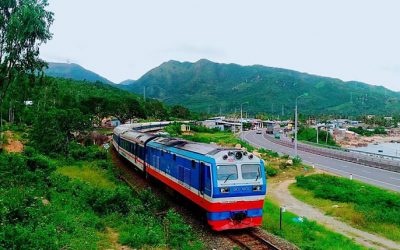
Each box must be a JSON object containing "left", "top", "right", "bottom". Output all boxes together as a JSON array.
[{"left": 228, "top": 229, "right": 281, "bottom": 250}]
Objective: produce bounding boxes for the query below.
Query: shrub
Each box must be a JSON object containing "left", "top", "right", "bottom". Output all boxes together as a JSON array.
[
  {"left": 293, "top": 156, "right": 302, "bottom": 166},
  {"left": 68, "top": 142, "right": 107, "bottom": 161},
  {"left": 163, "top": 210, "right": 203, "bottom": 249},
  {"left": 265, "top": 166, "right": 278, "bottom": 177}
]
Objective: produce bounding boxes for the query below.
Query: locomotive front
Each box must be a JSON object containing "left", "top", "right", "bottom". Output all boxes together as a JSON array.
[{"left": 207, "top": 149, "right": 267, "bottom": 231}]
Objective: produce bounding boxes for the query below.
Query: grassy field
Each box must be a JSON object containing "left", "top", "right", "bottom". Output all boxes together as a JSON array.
[
  {"left": 262, "top": 198, "right": 366, "bottom": 250},
  {"left": 290, "top": 174, "right": 400, "bottom": 242},
  {"left": 57, "top": 163, "right": 117, "bottom": 189}
]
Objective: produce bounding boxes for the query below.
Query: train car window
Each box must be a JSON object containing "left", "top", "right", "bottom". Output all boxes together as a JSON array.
[
  {"left": 216, "top": 165, "right": 238, "bottom": 181},
  {"left": 173, "top": 154, "right": 176, "bottom": 161},
  {"left": 191, "top": 160, "right": 196, "bottom": 168},
  {"left": 241, "top": 164, "right": 260, "bottom": 180},
  {"left": 161, "top": 150, "right": 164, "bottom": 156}
]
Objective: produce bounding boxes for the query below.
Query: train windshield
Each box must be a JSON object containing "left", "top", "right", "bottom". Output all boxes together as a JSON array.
[
  {"left": 241, "top": 164, "right": 260, "bottom": 180},
  {"left": 217, "top": 165, "right": 238, "bottom": 182}
]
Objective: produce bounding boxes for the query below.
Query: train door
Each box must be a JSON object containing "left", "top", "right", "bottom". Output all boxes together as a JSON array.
[{"left": 200, "top": 162, "right": 212, "bottom": 197}]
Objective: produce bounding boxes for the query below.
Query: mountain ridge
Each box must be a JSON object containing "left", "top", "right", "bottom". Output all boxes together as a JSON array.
[
  {"left": 124, "top": 59, "right": 400, "bottom": 115},
  {"left": 45, "top": 60, "right": 400, "bottom": 115}
]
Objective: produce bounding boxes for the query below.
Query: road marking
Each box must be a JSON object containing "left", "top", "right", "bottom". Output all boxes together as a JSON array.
[
  {"left": 362, "top": 170, "right": 372, "bottom": 174},
  {"left": 390, "top": 177, "right": 400, "bottom": 181}
]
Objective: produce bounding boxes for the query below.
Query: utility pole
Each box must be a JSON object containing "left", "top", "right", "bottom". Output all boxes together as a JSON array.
[
  {"left": 316, "top": 117, "right": 319, "bottom": 144},
  {"left": 143, "top": 86, "right": 146, "bottom": 101},
  {"left": 240, "top": 102, "right": 248, "bottom": 138}
]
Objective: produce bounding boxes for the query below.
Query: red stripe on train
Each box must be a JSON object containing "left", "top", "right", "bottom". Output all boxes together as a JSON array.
[{"left": 146, "top": 167, "right": 264, "bottom": 212}]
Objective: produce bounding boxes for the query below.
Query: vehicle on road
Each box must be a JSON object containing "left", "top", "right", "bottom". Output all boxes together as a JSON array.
[
  {"left": 113, "top": 123, "right": 267, "bottom": 231},
  {"left": 256, "top": 129, "right": 262, "bottom": 134}
]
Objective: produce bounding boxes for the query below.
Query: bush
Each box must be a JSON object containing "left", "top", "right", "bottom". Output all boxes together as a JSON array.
[
  {"left": 293, "top": 156, "right": 302, "bottom": 166},
  {"left": 68, "top": 142, "right": 107, "bottom": 161},
  {"left": 163, "top": 210, "right": 203, "bottom": 249},
  {"left": 265, "top": 166, "right": 278, "bottom": 177}
]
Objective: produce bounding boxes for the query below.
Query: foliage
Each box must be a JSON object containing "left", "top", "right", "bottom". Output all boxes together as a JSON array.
[
  {"left": 0, "top": 148, "right": 204, "bottom": 249},
  {"left": 0, "top": 0, "right": 53, "bottom": 103},
  {"left": 294, "top": 174, "right": 400, "bottom": 241},
  {"left": 68, "top": 142, "right": 107, "bottom": 161},
  {"left": 170, "top": 105, "right": 191, "bottom": 119},
  {"left": 265, "top": 165, "right": 278, "bottom": 177},
  {"left": 298, "top": 127, "right": 337, "bottom": 146},
  {"left": 293, "top": 156, "right": 302, "bottom": 166},
  {"left": 348, "top": 126, "right": 387, "bottom": 136},
  {"left": 30, "top": 108, "right": 91, "bottom": 155}
]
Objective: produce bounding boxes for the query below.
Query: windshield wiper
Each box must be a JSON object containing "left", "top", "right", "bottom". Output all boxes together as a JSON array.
[
  {"left": 255, "top": 168, "right": 260, "bottom": 181},
  {"left": 224, "top": 174, "right": 234, "bottom": 183}
]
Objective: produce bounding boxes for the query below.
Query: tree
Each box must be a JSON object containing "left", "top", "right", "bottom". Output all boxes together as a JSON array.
[
  {"left": 0, "top": 0, "right": 53, "bottom": 103},
  {"left": 30, "top": 108, "right": 90, "bottom": 154},
  {"left": 170, "top": 105, "right": 190, "bottom": 119},
  {"left": 144, "top": 99, "right": 168, "bottom": 120}
]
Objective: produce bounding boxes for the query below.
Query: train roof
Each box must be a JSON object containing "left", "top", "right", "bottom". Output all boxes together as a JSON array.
[
  {"left": 121, "top": 131, "right": 157, "bottom": 144},
  {"left": 150, "top": 137, "right": 228, "bottom": 155}
]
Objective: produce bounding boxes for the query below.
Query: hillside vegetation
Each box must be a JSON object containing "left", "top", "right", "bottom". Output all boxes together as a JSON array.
[{"left": 123, "top": 59, "right": 400, "bottom": 115}]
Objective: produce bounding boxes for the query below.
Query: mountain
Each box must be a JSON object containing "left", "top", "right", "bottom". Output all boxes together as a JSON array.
[
  {"left": 119, "top": 79, "right": 136, "bottom": 85},
  {"left": 123, "top": 59, "right": 400, "bottom": 115},
  {"left": 45, "top": 62, "right": 114, "bottom": 84}
]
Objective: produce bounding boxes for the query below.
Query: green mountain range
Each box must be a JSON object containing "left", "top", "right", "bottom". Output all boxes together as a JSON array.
[
  {"left": 46, "top": 60, "right": 400, "bottom": 116},
  {"left": 45, "top": 62, "right": 115, "bottom": 85},
  {"left": 124, "top": 59, "right": 400, "bottom": 116}
]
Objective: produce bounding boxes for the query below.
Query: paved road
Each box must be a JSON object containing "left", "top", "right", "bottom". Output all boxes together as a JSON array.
[{"left": 243, "top": 130, "right": 400, "bottom": 192}]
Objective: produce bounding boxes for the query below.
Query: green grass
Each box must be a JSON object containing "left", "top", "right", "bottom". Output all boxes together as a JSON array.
[
  {"left": 57, "top": 163, "right": 116, "bottom": 189},
  {"left": 262, "top": 199, "right": 367, "bottom": 250},
  {"left": 291, "top": 174, "right": 400, "bottom": 242}
]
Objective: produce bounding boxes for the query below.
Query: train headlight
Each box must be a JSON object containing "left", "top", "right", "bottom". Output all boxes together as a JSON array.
[
  {"left": 252, "top": 185, "right": 262, "bottom": 191},
  {"left": 235, "top": 151, "right": 243, "bottom": 160},
  {"left": 220, "top": 187, "right": 230, "bottom": 193},
  {"left": 248, "top": 154, "right": 254, "bottom": 159},
  {"left": 222, "top": 155, "right": 228, "bottom": 160}
]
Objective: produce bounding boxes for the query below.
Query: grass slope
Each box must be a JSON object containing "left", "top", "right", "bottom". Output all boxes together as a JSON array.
[{"left": 291, "top": 174, "right": 400, "bottom": 242}]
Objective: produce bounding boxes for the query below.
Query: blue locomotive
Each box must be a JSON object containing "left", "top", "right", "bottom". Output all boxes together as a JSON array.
[{"left": 113, "top": 123, "right": 267, "bottom": 231}]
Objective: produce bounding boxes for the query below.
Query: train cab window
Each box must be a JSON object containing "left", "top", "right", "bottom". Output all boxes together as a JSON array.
[
  {"left": 191, "top": 160, "right": 196, "bottom": 168},
  {"left": 241, "top": 164, "right": 261, "bottom": 180},
  {"left": 161, "top": 150, "right": 164, "bottom": 156},
  {"left": 173, "top": 154, "right": 176, "bottom": 161},
  {"left": 217, "top": 165, "right": 238, "bottom": 181}
]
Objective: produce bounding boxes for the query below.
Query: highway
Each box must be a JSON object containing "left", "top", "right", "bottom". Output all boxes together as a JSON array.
[{"left": 243, "top": 130, "right": 400, "bottom": 192}]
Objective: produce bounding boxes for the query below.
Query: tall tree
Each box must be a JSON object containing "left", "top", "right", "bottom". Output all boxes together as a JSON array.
[{"left": 0, "top": 0, "right": 53, "bottom": 104}]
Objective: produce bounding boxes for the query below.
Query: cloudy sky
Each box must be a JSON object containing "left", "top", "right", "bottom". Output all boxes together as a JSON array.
[{"left": 41, "top": 0, "right": 400, "bottom": 91}]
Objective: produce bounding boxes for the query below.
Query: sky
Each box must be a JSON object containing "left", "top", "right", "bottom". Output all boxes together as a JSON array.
[{"left": 41, "top": 0, "right": 400, "bottom": 91}]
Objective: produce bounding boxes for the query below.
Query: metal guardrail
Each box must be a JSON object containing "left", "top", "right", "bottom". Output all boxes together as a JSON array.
[{"left": 264, "top": 135, "right": 400, "bottom": 173}]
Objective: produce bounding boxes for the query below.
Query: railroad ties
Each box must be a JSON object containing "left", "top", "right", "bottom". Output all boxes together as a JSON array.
[{"left": 228, "top": 229, "right": 281, "bottom": 250}]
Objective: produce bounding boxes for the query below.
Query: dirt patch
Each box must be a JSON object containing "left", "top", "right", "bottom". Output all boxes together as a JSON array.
[
  {"left": 104, "top": 228, "right": 132, "bottom": 250},
  {"left": 3, "top": 131, "right": 24, "bottom": 153}
]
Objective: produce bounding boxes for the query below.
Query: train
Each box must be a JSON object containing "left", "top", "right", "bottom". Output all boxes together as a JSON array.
[{"left": 112, "top": 123, "right": 267, "bottom": 231}]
